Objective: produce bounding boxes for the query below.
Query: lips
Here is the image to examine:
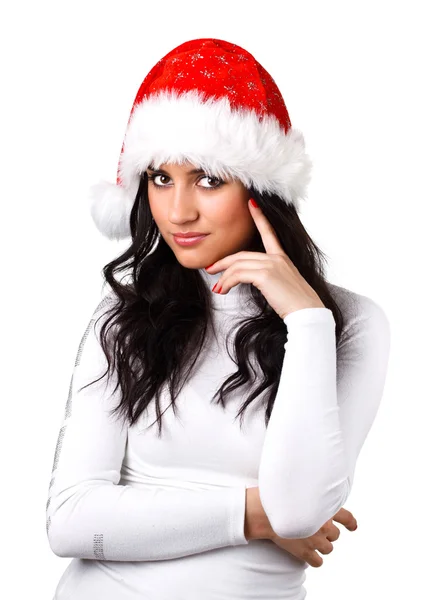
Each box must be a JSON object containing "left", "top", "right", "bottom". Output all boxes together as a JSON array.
[
  {"left": 173, "top": 234, "right": 209, "bottom": 246},
  {"left": 173, "top": 233, "right": 208, "bottom": 238}
]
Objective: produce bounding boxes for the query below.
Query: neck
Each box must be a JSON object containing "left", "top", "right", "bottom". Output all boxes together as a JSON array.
[{"left": 197, "top": 267, "right": 248, "bottom": 312}]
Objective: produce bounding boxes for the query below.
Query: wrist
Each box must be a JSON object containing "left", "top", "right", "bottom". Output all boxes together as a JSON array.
[{"left": 244, "top": 486, "right": 273, "bottom": 541}]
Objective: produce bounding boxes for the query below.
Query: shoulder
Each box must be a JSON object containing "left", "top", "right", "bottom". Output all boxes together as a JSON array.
[
  {"left": 90, "top": 291, "right": 120, "bottom": 337},
  {"left": 93, "top": 291, "right": 118, "bottom": 316},
  {"left": 326, "top": 282, "right": 391, "bottom": 351}
]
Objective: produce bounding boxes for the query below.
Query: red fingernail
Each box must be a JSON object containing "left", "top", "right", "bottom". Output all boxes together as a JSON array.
[
  {"left": 217, "top": 285, "right": 223, "bottom": 293},
  {"left": 205, "top": 263, "right": 215, "bottom": 270},
  {"left": 249, "top": 198, "right": 258, "bottom": 208},
  {"left": 212, "top": 283, "right": 217, "bottom": 292}
]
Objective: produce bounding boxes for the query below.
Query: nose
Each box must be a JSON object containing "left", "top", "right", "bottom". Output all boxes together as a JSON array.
[{"left": 167, "top": 183, "right": 199, "bottom": 223}]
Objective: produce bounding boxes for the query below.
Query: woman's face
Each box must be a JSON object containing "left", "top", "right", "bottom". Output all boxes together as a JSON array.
[{"left": 146, "top": 162, "right": 257, "bottom": 270}]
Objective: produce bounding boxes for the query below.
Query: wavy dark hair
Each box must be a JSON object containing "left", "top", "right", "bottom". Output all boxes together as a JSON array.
[{"left": 80, "top": 170, "right": 346, "bottom": 437}]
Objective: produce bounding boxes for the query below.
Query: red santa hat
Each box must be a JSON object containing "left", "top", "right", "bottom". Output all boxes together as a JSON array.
[{"left": 90, "top": 38, "right": 312, "bottom": 240}]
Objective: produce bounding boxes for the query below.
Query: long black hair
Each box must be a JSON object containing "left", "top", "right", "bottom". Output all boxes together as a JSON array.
[{"left": 80, "top": 171, "right": 346, "bottom": 437}]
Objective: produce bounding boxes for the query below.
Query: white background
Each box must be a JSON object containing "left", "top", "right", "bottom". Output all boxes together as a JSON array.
[{"left": 1, "top": 0, "right": 420, "bottom": 598}]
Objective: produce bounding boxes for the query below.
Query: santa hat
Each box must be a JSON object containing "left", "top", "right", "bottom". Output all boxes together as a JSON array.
[{"left": 90, "top": 38, "right": 312, "bottom": 241}]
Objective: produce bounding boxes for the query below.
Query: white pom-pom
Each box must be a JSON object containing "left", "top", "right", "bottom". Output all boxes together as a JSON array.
[{"left": 89, "top": 181, "right": 134, "bottom": 241}]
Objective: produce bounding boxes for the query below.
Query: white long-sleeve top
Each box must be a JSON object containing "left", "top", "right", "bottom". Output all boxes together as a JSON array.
[{"left": 46, "top": 267, "right": 391, "bottom": 600}]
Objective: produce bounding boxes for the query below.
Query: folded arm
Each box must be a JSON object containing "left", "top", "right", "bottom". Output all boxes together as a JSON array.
[{"left": 258, "top": 293, "right": 391, "bottom": 539}]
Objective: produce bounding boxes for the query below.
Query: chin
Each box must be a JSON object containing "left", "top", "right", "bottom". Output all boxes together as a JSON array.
[
  {"left": 172, "top": 253, "right": 211, "bottom": 270},
  {"left": 178, "top": 258, "right": 209, "bottom": 269}
]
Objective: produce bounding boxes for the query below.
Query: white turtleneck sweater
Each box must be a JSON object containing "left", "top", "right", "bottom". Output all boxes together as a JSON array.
[{"left": 46, "top": 267, "right": 390, "bottom": 600}]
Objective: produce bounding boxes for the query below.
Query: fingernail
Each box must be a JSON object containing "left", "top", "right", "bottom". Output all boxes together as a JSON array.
[
  {"left": 249, "top": 198, "right": 258, "bottom": 208},
  {"left": 212, "top": 283, "right": 218, "bottom": 292},
  {"left": 205, "top": 263, "right": 215, "bottom": 270}
]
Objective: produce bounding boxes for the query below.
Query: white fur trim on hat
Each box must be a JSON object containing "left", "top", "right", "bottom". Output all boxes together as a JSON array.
[
  {"left": 90, "top": 88, "right": 312, "bottom": 240},
  {"left": 89, "top": 181, "right": 134, "bottom": 241}
]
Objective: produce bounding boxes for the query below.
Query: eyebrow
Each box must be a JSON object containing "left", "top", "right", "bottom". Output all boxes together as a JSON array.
[{"left": 146, "top": 164, "right": 206, "bottom": 175}]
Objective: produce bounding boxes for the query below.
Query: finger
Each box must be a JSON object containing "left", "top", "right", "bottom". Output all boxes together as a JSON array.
[
  {"left": 209, "top": 260, "right": 269, "bottom": 293},
  {"left": 325, "top": 524, "right": 341, "bottom": 542},
  {"left": 248, "top": 198, "right": 286, "bottom": 256},
  {"left": 332, "top": 508, "right": 358, "bottom": 531},
  {"left": 334, "top": 510, "right": 358, "bottom": 531},
  {"left": 205, "top": 250, "right": 268, "bottom": 273},
  {"left": 304, "top": 550, "right": 324, "bottom": 568},
  {"left": 320, "top": 520, "right": 340, "bottom": 542},
  {"left": 316, "top": 539, "right": 334, "bottom": 555}
]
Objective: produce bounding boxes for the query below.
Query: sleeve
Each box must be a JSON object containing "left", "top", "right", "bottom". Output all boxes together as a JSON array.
[
  {"left": 257, "top": 293, "right": 391, "bottom": 539},
  {"left": 46, "top": 296, "right": 249, "bottom": 561}
]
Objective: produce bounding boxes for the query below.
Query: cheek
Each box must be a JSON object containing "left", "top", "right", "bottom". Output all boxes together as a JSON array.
[
  {"left": 211, "top": 202, "right": 255, "bottom": 234},
  {"left": 148, "top": 194, "right": 164, "bottom": 223}
]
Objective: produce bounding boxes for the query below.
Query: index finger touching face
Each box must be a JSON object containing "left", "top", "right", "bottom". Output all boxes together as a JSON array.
[{"left": 248, "top": 198, "right": 286, "bottom": 256}]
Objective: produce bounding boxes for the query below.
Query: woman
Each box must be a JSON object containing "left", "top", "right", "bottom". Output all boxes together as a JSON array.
[{"left": 46, "top": 38, "right": 391, "bottom": 599}]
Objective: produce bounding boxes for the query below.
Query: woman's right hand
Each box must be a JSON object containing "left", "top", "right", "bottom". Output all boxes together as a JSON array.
[
  {"left": 244, "top": 487, "right": 358, "bottom": 568},
  {"left": 269, "top": 507, "right": 358, "bottom": 568}
]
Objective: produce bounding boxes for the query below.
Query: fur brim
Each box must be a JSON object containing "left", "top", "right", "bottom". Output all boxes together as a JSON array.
[{"left": 90, "top": 89, "right": 312, "bottom": 240}]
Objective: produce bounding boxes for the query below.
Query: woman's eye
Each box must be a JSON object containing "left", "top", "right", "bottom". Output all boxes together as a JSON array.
[
  {"left": 199, "top": 176, "right": 221, "bottom": 188},
  {"left": 147, "top": 174, "right": 223, "bottom": 189},
  {"left": 150, "top": 174, "right": 169, "bottom": 186}
]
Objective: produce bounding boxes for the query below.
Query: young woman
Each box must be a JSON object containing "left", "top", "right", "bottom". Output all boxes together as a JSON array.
[{"left": 46, "top": 38, "right": 391, "bottom": 599}]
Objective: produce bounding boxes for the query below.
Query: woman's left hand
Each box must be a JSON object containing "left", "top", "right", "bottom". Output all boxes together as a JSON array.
[{"left": 205, "top": 199, "right": 326, "bottom": 320}]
